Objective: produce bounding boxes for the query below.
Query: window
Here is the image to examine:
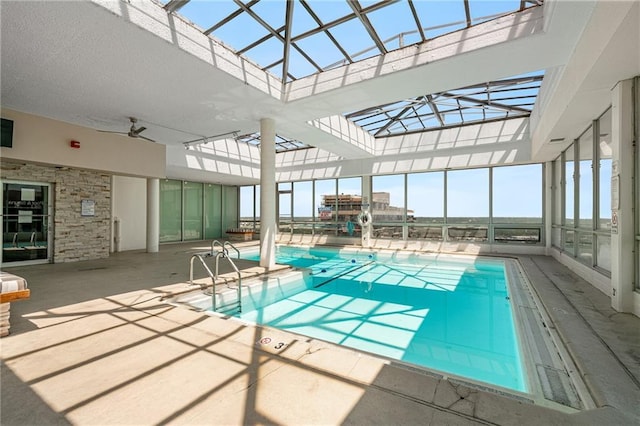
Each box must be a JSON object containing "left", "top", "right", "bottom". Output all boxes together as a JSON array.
[
  {"left": 204, "top": 183, "right": 222, "bottom": 238},
  {"left": 493, "top": 164, "right": 542, "bottom": 224},
  {"left": 293, "top": 181, "right": 313, "bottom": 234},
  {"left": 160, "top": 179, "right": 182, "bottom": 242},
  {"left": 338, "top": 177, "right": 362, "bottom": 237},
  {"left": 564, "top": 145, "right": 575, "bottom": 226},
  {"left": 183, "top": 182, "right": 203, "bottom": 240},
  {"left": 447, "top": 168, "right": 489, "bottom": 224},
  {"left": 239, "top": 186, "right": 255, "bottom": 229},
  {"left": 598, "top": 108, "right": 612, "bottom": 230},
  {"left": 578, "top": 127, "right": 593, "bottom": 229},
  {"left": 372, "top": 174, "right": 405, "bottom": 223},
  {"left": 315, "top": 179, "right": 337, "bottom": 234},
  {"left": 407, "top": 171, "right": 444, "bottom": 240}
]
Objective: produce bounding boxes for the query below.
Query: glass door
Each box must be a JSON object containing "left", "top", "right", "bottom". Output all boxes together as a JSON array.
[{"left": 2, "top": 181, "right": 51, "bottom": 264}]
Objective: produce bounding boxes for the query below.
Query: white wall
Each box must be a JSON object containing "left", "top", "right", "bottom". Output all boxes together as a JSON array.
[
  {"left": 0, "top": 109, "right": 165, "bottom": 178},
  {"left": 112, "top": 176, "right": 147, "bottom": 252}
]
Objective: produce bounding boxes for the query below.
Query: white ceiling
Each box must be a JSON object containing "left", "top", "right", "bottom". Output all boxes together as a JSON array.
[{"left": 1, "top": 0, "right": 638, "bottom": 177}]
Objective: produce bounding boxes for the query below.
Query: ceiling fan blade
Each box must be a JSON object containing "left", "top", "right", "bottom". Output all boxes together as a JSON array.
[
  {"left": 133, "top": 126, "right": 147, "bottom": 134},
  {"left": 97, "top": 130, "right": 128, "bottom": 135},
  {"left": 139, "top": 135, "right": 156, "bottom": 143}
]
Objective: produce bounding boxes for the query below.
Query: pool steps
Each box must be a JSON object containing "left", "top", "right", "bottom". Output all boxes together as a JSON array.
[{"left": 189, "top": 240, "right": 243, "bottom": 314}]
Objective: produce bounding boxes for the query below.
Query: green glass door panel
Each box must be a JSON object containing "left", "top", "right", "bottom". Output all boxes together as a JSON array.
[
  {"left": 160, "top": 179, "right": 182, "bottom": 242},
  {"left": 183, "top": 182, "right": 203, "bottom": 241},
  {"left": 204, "top": 184, "right": 222, "bottom": 239}
]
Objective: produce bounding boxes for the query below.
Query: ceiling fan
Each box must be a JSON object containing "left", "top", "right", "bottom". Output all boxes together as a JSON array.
[{"left": 97, "top": 117, "right": 155, "bottom": 142}]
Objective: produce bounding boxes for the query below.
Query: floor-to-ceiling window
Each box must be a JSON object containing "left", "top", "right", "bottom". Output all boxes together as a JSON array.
[
  {"left": 273, "top": 164, "right": 543, "bottom": 244},
  {"left": 240, "top": 185, "right": 256, "bottom": 231},
  {"left": 183, "top": 181, "right": 203, "bottom": 241},
  {"left": 293, "top": 181, "right": 312, "bottom": 234},
  {"left": 205, "top": 183, "right": 223, "bottom": 239},
  {"left": 160, "top": 179, "right": 182, "bottom": 242},
  {"left": 552, "top": 107, "right": 612, "bottom": 274},
  {"left": 372, "top": 174, "right": 404, "bottom": 240},
  {"left": 597, "top": 109, "right": 613, "bottom": 272},
  {"left": 277, "top": 182, "right": 292, "bottom": 233},
  {"left": 160, "top": 179, "right": 237, "bottom": 243},
  {"left": 222, "top": 186, "right": 238, "bottom": 232},
  {"left": 315, "top": 179, "right": 337, "bottom": 236},
  {"left": 447, "top": 168, "right": 489, "bottom": 241},
  {"left": 407, "top": 171, "right": 444, "bottom": 240},
  {"left": 493, "top": 164, "right": 543, "bottom": 243}
]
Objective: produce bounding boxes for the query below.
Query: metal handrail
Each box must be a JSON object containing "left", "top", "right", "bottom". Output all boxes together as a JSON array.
[
  {"left": 223, "top": 241, "right": 240, "bottom": 259},
  {"left": 214, "top": 250, "right": 242, "bottom": 313},
  {"left": 210, "top": 239, "right": 226, "bottom": 256},
  {"left": 189, "top": 253, "right": 218, "bottom": 309},
  {"left": 187, "top": 239, "right": 244, "bottom": 314}
]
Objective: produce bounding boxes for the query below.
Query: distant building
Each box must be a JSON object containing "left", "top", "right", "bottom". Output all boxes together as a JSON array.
[{"left": 321, "top": 192, "right": 413, "bottom": 222}]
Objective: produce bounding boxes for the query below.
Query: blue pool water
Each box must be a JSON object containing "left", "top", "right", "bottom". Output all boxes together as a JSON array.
[{"left": 237, "top": 246, "right": 526, "bottom": 392}]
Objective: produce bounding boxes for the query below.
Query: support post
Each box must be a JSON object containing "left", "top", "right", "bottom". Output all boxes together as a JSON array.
[
  {"left": 146, "top": 178, "right": 159, "bottom": 253},
  {"left": 610, "top": 79, "right": 634, "bottom": 312},
  {"left": 260, "top": 118, "right": 277, "bottom": 268}
]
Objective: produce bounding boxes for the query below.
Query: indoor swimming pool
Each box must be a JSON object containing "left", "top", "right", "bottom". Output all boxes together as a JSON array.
[{"left": 235, "top": 246, "right": 526, "bottom": 392}]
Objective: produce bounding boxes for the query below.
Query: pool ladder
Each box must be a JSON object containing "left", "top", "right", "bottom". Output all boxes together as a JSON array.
[{"left": 189, "top": 240, "right": 242, "bottom": 314}]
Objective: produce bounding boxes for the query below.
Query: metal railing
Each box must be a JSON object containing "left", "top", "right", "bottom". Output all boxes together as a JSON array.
[{"left": 188, "top": 240, "right": 243, "bottom": 313}]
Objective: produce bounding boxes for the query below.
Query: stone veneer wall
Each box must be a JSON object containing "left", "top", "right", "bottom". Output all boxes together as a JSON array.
[{"left": 1, "top": 161, "right": 111, "bottom": 263}]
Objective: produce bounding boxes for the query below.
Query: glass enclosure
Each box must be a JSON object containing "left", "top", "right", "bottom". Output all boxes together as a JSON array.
[
  {"left": 160, "top": 179, "right": 237, "bottom": 243},
  {"left": 2, "top": 182, "right": 50, "bottom": 263},
  {"left": 552, "top": 107, "right": 613, "bottom": 274},
  {"left": 242, "top": 163, "right": 544, "bottom": 245}
]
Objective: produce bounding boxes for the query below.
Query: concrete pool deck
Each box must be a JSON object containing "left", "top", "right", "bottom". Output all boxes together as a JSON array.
[{"left": 1, "top": 242, "right": 639, "bottom": 425}]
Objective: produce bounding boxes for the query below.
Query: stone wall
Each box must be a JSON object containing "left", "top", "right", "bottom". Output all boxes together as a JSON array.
[{"left": 1, "top": 161, "right": 111, "bottom": 263}]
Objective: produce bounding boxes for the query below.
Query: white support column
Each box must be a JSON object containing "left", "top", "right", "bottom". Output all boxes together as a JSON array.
[
  {"left": 544, "top": 161, "right": 553, "bottom": 254},
  {"left": 260, "top": 118, "right": 276, "bottom": 268},
  {"left": 361, "top": 175, "right": 372, "bottom": 248},
  {"left": 610, "top": 79, "right": 634, "bottom": 312},
  {"left": 146, "top": 178, "right": 159, "bottom": 253}
]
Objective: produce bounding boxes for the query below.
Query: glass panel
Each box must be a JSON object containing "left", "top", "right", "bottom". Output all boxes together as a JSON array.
[
  {"left": 447, "top": 168, "right": 489, "bottom": 224},
  {"left": 183, "top": 182, "right": 203, "bottom": 241},
  {"left": 293, "top": 181, "right": 313, "bottom": 234},
  {"left": 160, "top": 179, "right": 182, "bottom": 242},
  {"left": 564, "top": 146, "right": 575, "bottom": 227},
  {"left": 278, "top": 192, "right": 292, "bottom": 232},
  {"left": 278, "top": 182, "right": 292, "bottom": 191},
  {"left": 2, "top": 183, "right": 49, "bottom": 262},
  {"left": 315, "top": 179, "right": 336, "bottom": 235},
  {"left": 204, "top": 183, "right": 222, "bottom": 239},
  {"left": 408, "top": 225, "right": 443, "bottom": 240},
  {"left": 222, "top": 186, "right": 238, "bottom": 233},
  {"left": 408, "top": 172, "right": 444, "bottom": 225},
  {"left": 578, "top": 127, "right": 593, "bottom": 229},
  {"left": 577, "top": 232, "right": 593, "bottom": 265},
  {"left": 447, "top": 226, "right": 488, "bottom": 242},
  {"left": 337, "top": 177, "right": 362, "bottom": 237},
  {"left": 596, "top": 235, "right": 611, "bottom": 272},
  {"left": 563, "top": 229, "right": 575, "bottom": 255},
  {"left": 493, "top": 164, "right": 542, "bottom": 224},
  {"left": 372, "top": 174, "right": 405, "bottom": 223},
  {"left": 239, "top": 186, "right": 254, "bottom": 230},
  {"left": 494, "top": 228, "right": 541, "bottom": 243},
  {"left": 598, "top": 108, "right": 612, "bottom": 230},
  {"left": 372, "top": 225, "right": 403, "bottom": 239}
]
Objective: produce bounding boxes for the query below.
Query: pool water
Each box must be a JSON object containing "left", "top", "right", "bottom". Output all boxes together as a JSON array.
[{"left": 237, "top": 246, "right": 526, "bottom": 392}]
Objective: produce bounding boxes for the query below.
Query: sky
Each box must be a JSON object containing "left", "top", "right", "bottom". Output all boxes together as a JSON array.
[
  {"left": 172, "top": 1, "right": 610, "bottom": 222},
  {"left": 173, "top": 0, "right": 529, "bottom": 80}
]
